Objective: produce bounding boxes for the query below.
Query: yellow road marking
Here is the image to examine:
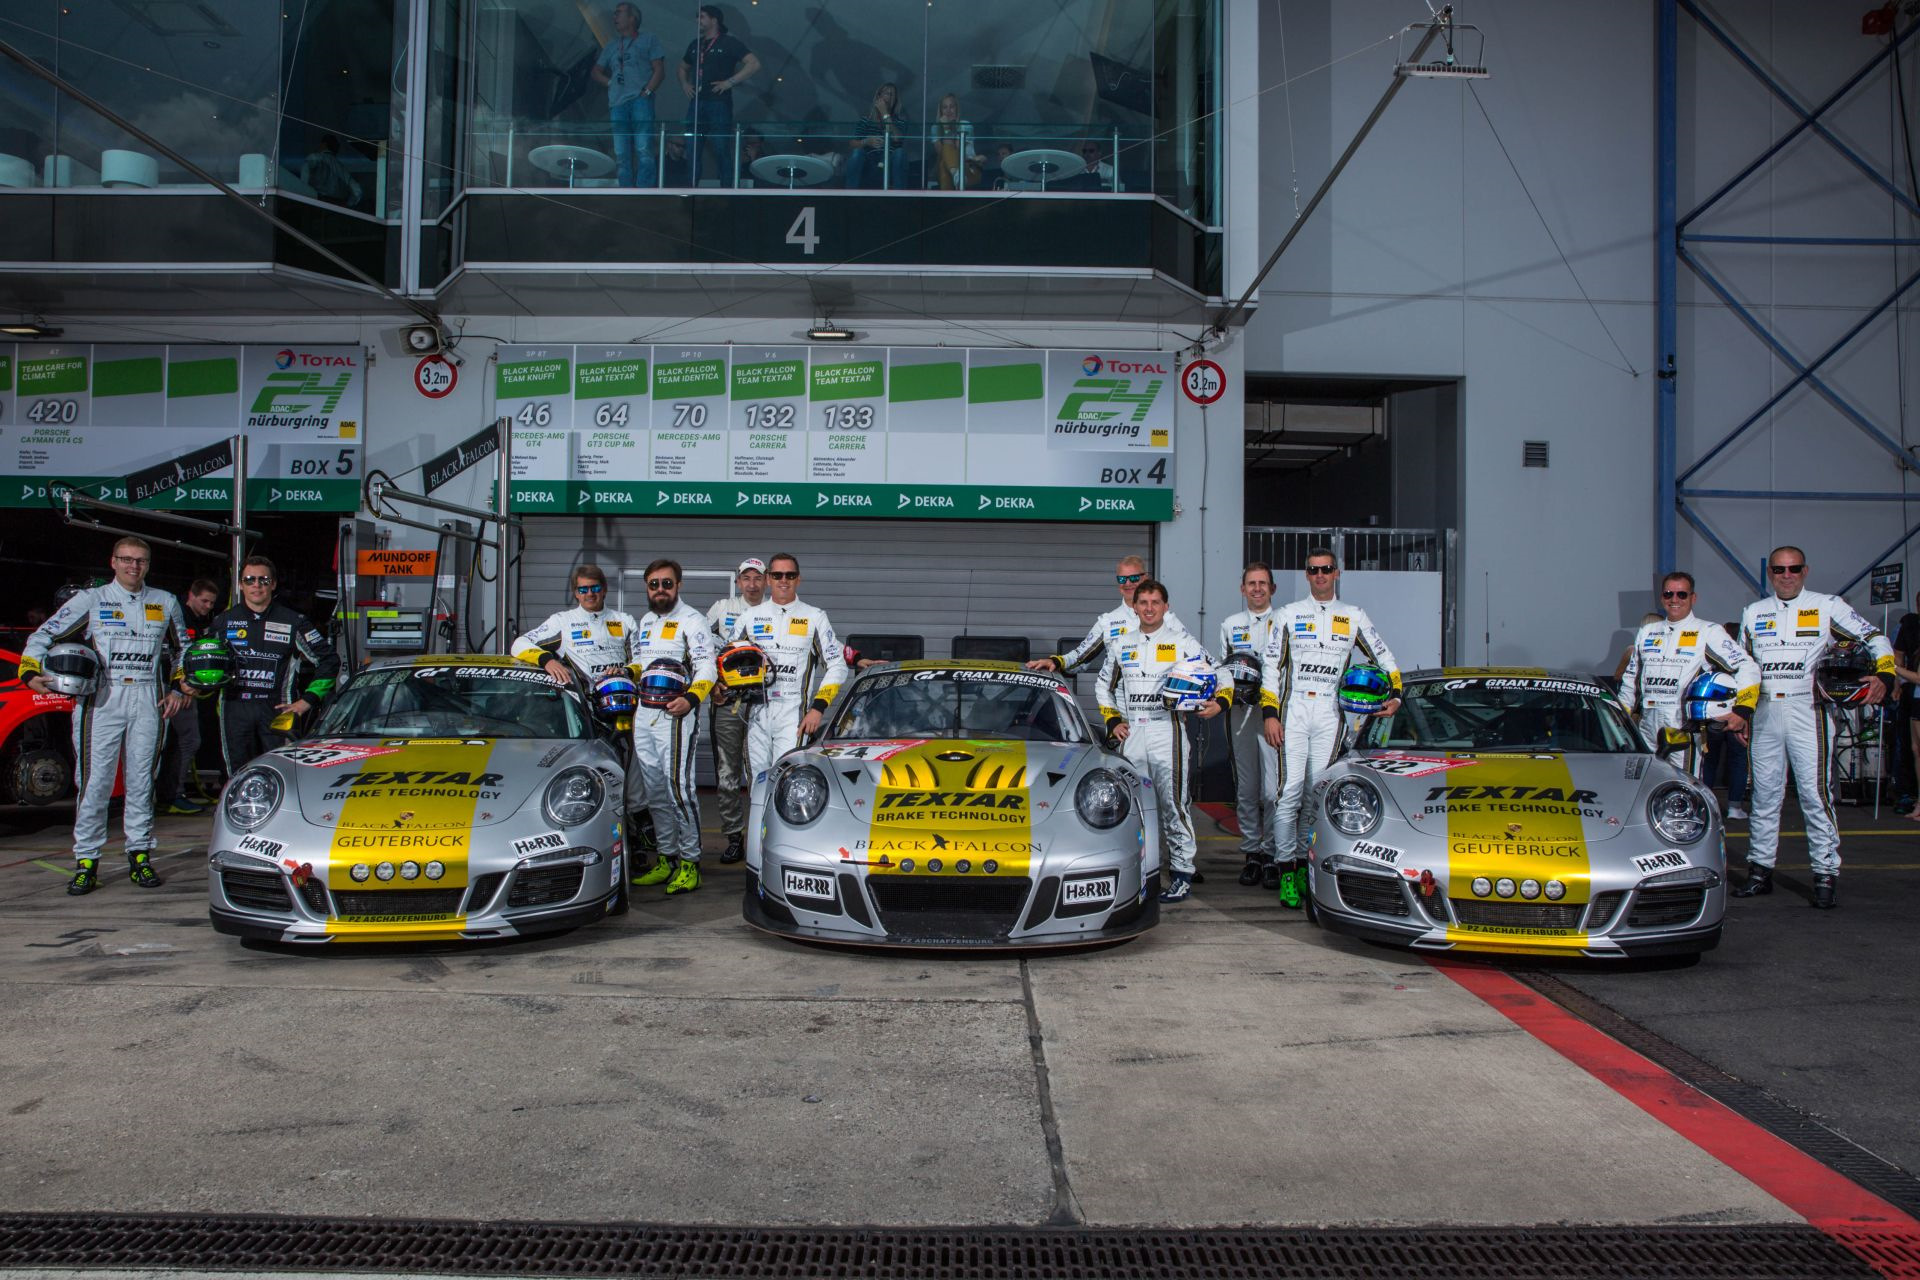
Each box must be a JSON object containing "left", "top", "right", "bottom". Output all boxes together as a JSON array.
[{"left": 33, "top": 859, "right": 70, "bottom": 875}]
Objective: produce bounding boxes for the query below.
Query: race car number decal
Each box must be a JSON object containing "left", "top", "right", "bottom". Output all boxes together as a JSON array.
[
  {"left": 235, "top": 834, "right": 287, "bottom": 859},
  {"left": 1349, "top": 840, "right": 1403, "bottom": 866},
  {"left": 1632, "top": 849, "right": 1688, "bottom": 875},
  {"left": 512, "top": 831, "right": 568, "bottom": 857},
  {"left": 782, "top": 868, "right": 836, "bottom": 901},
  {"left": 819, "top": 740, "right": 927, "bottom": 761},
  {"left": 1061, "top": 874, "right": 1116, "bottom": 906},
  {"left": 271, "top": 743, "right": 402, "bottom": 768},
  {"left": 1354, "top": 753, "right": 1476, "bottom": 778}
]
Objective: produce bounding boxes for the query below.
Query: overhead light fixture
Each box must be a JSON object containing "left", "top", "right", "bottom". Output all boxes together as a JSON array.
[
  {"left": 806, "top": 323, "right": 856, "bottom": 342},
  {"left": 2, "top": 321, "right": 62, "bottom": 338}
]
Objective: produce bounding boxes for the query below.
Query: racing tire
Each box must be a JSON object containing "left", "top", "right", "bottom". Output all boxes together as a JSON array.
[{"left": 3, "top": 745, "right": 73, "bottom": 806}]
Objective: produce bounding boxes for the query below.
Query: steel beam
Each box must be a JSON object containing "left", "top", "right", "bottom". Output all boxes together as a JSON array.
[
  {"left": 1676, "top": 501, "right": 1762, "bottom": 595},
  {"left": 1658, "top": 0, "right": 1678, "bottom": 569}
]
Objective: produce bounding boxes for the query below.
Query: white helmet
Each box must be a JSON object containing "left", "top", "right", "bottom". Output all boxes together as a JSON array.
[
  {"left": 1159, "top": 655, "right": 1219, "bottom": 712},
  {"left": 38, "top": 643, "right": 101, "bottom": 698}
]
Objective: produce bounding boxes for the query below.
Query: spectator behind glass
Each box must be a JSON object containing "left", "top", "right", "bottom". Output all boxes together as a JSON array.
[
  {"left": 591, "top": 2, "right": 666, "bottom": 188},
  {"left": 302, "top": 134, "right": 362, "bottom": 208},
  {"left": 678, "top": 4, "right": 759, "bottom": 187},
  {"left": 1075, "top": 140, "right": 1119, "bottom": 191},
  {"left": 847, "top": 82, "right": 908, "bottom": 190},
  {"left": 932, "top": 92, "right": 980, "bottom": 190},
  {"left": 734, "top": 128, "right": 765, "bottom": 185}
]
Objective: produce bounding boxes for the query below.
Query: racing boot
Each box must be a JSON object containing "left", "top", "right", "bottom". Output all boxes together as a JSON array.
[
  {"left": 1237, "top": 855, "right": 1268, "bottom": 887},
  {"left": 67, "top": 857, "right": 99, "bottom": 896},
  {"left": 1261, "top": 859, "right": 1284, "bottom": 891},
  {"left": 1276, "top": 860, "right": 1304, "bottom": 910},
  {"left": 1731, "top": 862, "right": 1773, "bottom": 898},
  {"left": 631, "top": 856, "right": 676, "bottom": 887},
  {"left": 631, "top": 812, "right": 659, "bottom": 856},
  {"left": 663, "top": 859, "right": 701, "bottom": 896},
  {"left": 719, "top": 833, "right": 745, "bottom": 864},
  {"left": 1159, "top": 870, "right": 1193, "bottom": 903},
  {"left": 126, "top": 849, "right": 163, "bottom": 889},
  {"left": 1811, "top": 875, "right": 1837, "bottom": 910}
]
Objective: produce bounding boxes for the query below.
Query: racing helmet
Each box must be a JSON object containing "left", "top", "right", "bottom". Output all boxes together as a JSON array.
[
  {"left": 182, "top": 637, "right": 233, "bottom": 692},
  {"left": 717, "top": 642, "right": 767, "bottom": 705},
  {"left": 1337, "top": 664, "right": 1395, "bottom": 715},
  {"left": 37, "top": 643, "right": 100, "bottom": 698},
  {"left": 1680, "top": 671, "right": 1739, "bottom": 730},
  {"left": 1220, "top": 650, "right": 1262, "bottom": 702},
  {"left": 591, "top": 668, "right": 639, "bottom": 719},
  {"left": 1159, "top": 656, "right": 1218, "bottom": 712},
  {"left": 638, "top": 657, "right": 691, "bottom": 709},
  {"left": 1815, "top": 643, "right": 1879, "bottom": 706}
]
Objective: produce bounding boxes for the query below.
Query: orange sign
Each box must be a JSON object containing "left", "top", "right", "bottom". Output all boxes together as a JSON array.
[{"left": 356, "top": 549, "right": 438, "bottom": 577}]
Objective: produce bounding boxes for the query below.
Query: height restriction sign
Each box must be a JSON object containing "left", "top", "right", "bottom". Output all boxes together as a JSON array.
[{"left": 1181, "top": 359, "right": 1226, "bottom": 405}]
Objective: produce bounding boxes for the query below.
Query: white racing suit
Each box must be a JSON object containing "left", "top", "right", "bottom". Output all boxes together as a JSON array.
[
  {"left": 1617, "top": 613, "right": 1760, "bottom": 774},
  {"left": 21, "top": 584, "right": 188, "bottom": 863},
  {"left": 512, "top": 604, "right": 642, "bottom": 801},
  {"left": 733, "top": 598, "right": 849, "bottom": 785},
  {"left": 706, "top": 593, "right": 753, "bottom": 839},
  {"left": 630, "top": 603, "right": 717, "bottom": 864},
  {"left": 1096, "top": 624, "right": 1221, "bottom": 877},
  {"left": 1260, "top": 597, "right": 1400, "bottom": 863},
  {"left": 1051, "top": 602, "right": 1187, "bottom": 675},
  {"left": 1218, "top": 608, "right": 1278, "bottom": 862},
  {"left": 1739, "top": 590, "right": 1895, "bottom": 877}
]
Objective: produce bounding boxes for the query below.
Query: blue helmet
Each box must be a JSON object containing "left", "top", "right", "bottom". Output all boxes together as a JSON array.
[
  {"left": 592, "top": 669, "right": 639, "bottom": 719},
  {"left": 1338, "top": 664, "right": 1395, "bottom": 715},
  {"left": 1681, "top": 671, "right": 1739, "bottom": 730},
  {"left": 1159, "top": 656, "right": 1219, "bottom": 711}
]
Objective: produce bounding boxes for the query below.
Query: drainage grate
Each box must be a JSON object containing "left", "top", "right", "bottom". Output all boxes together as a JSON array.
[
  {"left": 0, "top": 1215, "right": 1892, "bottom": 1278},
  {"left": 1517, "top": 970, "right": 1920, "bottom": 1223}
]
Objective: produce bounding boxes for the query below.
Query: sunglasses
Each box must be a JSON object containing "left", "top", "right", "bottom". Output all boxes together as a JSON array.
[
  {"left": 1769, "top": 564, "right": 1806, "bottom": 575},
  {"left": 240, "top": 574, "right": 274, "bottom": 586},
  {"left": 1661, "top": 590, "right": 1692, "bottom": 599},
  {"left": 1305, "top": 565, "right": 1336, "bottom": 576},
  {"left": 113, "top": 555, "right": 150, "bottom": 566},
  {"left": 645, "top": 578, "right": 677, "bottom": 590},
  {"left": 1115, "top": 572, "right": 1145, "bottom": 584},
  {"left": 767, "top": 570, "right": 799, "bottom": 581},
  {"left": 575, "top": 584, "right": 606, "bottom": 595}
]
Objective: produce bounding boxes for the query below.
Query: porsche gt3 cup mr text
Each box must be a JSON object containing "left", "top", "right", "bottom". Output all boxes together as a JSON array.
[
  {"left": 628, "top": 603, "right": 716, "bottom": 870},
  {"left": 1261, "top": 597, "right": 1400, "bottom": 887},
  {"left": 22, "top": 583, "right": 188, "bottom": 884},
  {"left": 1738, "top": 591, "right": 1894, "bottom": 888},
  {"left": 730, "top": 598, "right": 848, "bottom": 784},
  {"left": 1218, "top": 608, "right": 1278, "bottom": 869},
  {"left": 1306, "top": 669, "right": 1727, "bottom": 959},
  {"left": 1617, "top": 614, "right": 1758, "bottom": 773},
  {"left": 743, "top": 662, "right": 1162, "bottom": 948},
  {"left": 1097, "top": 625, "right": 1221, "bottom": 895},
  {"left": 208, "top": 656, "right": 629, "bottom": 944}
]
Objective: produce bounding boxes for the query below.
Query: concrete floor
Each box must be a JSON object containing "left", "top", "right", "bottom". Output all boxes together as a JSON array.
[{"left": 0, "top": 798, "right": 1816, "bottom": 1233}]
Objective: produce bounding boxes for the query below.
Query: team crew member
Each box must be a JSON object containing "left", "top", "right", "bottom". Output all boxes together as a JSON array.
[
  {"left": 1217, "top": 562, "right": 1279, "bottom": 885},
  {"left": 1028, "top": 555, "right": 1186, "bottom": 676},
  {"left": 1734, "top": 546, "right": 1895, "bottom": 908},
  {"left": 731, "top": 553, "right": 847, "bottom": 787},
  {"left": 511, "top": 563, "right": 640, "bottom": 683},
  {"left": 1617, "top": 572, "right": 1760, "bottom": 774},
  {"left": 1096, "top": 580, "right": 1223, "bottom": 903},
  {"left": 1260, "top": 548, "right": 1401, "bottom": 908},
  {"left": 157, "top": 577, "right": 220, "bottom": 816},
  {"left": 628, "top": 559, "right": 718, "bottom": 896},
  {"left": 21, "top": 536, "right": 190, "bottom": 894},
  {"left": 706, "top": 557, "right": 764, "bottom": 863},
  {"left": 210, "top": 555, "right": 341, "bottom": 772}
]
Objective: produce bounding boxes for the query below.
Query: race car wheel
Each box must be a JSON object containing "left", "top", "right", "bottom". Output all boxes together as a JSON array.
[{"left": 4, "top": 746, "right": 72, "bottom": 806}]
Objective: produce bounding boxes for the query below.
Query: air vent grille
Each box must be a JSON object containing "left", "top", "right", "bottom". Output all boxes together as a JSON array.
[{"left": 1523, "top": 441, "right": 1550, "bottom": 468}]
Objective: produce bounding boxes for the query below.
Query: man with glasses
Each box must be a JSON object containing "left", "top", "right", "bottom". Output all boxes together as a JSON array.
[
  {"left": 1735, "top": 546, "right": 1895, "bottom": 908},
  {"left": 732, "top": 553, "right": 847, "bottom": 800},
  {"left": 707, "top": 557, "right": 765, "bottom": 863},
  {"left": 1027, "top": 555, "right": 1186, "bottom": 676},
  {"left": 592, "top": 2, "right": 665, "bottom": 188},
  {"left": 626, "top": 559, "right": 717, "bottom": 896},
  {"left": 1618, "top": 572, "right": 1759, "bottom": 778},
  {"left": 511, "top": 563, "right": 639, "bottom": 685},
  {"left": 1260, "top": 549, "right": 1401, "bottom": 908},
  {"left": 21, "top": 537, "right": 191, "bottom": 894},
  {"left": 1218, "top": 562, "right": 1280, "bottom": 887},
  {"left": 210, "top": 554, "right": 341, "bottom": 774}
]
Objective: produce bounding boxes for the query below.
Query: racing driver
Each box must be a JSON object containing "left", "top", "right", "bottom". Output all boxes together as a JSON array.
[
  {"left": 1096, "top": 578, "right": 1222, "bottom": 903},
  {"left": 627, "top": 559, "right": 718, "bottom": 896},
  {"left": 1734, "top": 546, "right": 1894, "bottom": 908},
  {"left": 209, "top": 554, "right": 341, "bottom": 771},
  {"left": 1217, "top": 561, "right": 1279, "bottom": 887},
  {"left": 1617, "top": 571, "right": 1759, "bottom": 775},
  {"left": 705, "top": 557, "right": 765, "bottom": 863},
  {"left": 1260, "top": 548, "right": 1401, "bottom": 909},
  {"left": 511, "top": 563, "right": 639, "bottom": 685},
  {"left": 21, "top": 536, "right": 191, "bottom": 894},
  {"left": 1028, "top": 554, "right": 1185, "bottom": 675},
  {"left": 727, "top": 552, "right": 847, "bottom": 794}
]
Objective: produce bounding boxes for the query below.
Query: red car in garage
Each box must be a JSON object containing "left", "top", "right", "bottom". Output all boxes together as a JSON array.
[{"left": 0, "top": 644, "right": 105, "bottom": 805}]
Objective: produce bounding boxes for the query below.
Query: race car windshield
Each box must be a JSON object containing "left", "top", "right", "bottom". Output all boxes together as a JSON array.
[
  {"left": 827, "top": 669, "right": 1089, "bottom": 743},
  {"left": 310, "top": 666, "right": 591, "bottom": 740},
  {"left": 1357, "top": 680, "right": 1641, "bottom": 754}
]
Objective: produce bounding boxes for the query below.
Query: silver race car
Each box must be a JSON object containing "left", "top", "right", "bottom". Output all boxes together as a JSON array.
[
  {"left": 208, "top": 654, "right": 629, "bottom": 944},
  {"left": 743, "top": 661, "right": 1162, "bottom": 948},
  {"left": 1306, "top": 668, "right": 1726, "bottom": 959}
]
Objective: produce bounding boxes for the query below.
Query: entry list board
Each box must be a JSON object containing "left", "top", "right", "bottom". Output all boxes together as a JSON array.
[{"left": 497, "top": 345, "right": 1175, "bottom": 522}]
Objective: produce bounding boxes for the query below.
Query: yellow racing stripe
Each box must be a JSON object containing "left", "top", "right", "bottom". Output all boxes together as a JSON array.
[
  {"left": 864, "top": 741, "right": 1036, "bottom": 877},
  {"left": 1440, "top": 754, "right": 1592, "bottom": 955}
]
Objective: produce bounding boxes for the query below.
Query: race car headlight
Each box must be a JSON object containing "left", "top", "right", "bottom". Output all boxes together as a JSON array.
[
  {"left": 542, "top": 766, "right": 605, "bottom": 828},
  {"left": 1075, "top": 769, "right": 1131, "bottom": 830},
  {"left": 1647, "top": 782, "right": 1710, "bottom": 845},
  {"left": 223, "top": 767, "right": 283, "bottom": 831},
  {"left": 1324, "top": 778, "right": 1383, "bottom": 837},
  {"left": 774, "top": 765, "right": 830, "bottom": 826}
]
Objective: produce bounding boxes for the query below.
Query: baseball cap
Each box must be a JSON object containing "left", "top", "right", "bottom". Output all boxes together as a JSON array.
[{"left": 738, "top": 557, "right": 766, "bottom": 574}]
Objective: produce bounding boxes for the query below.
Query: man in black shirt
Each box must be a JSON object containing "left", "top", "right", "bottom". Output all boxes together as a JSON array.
[
  {"left": 678, "top": 4, "right": 759, "bottom": 186},
  {"left": 211, "top": 554, "right": 341, "bottom": 772}
]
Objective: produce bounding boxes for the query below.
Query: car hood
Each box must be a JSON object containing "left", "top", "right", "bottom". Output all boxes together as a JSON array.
[
  {"left": 270, "top": 737, "right": 592, "bottom": 829},
  {"left": 1353, "top": 750, "right": 1646, "bottom": 845}
]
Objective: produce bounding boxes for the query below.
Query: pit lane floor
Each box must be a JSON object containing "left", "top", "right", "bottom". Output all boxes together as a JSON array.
[{"left": 1, "top": 796, "right": 1916, "bottom": 1278}]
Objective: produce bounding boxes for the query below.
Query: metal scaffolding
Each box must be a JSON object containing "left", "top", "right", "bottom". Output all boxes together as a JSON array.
[{"left": 1659, "top": 0, "right": 1920, "bottom": 595}]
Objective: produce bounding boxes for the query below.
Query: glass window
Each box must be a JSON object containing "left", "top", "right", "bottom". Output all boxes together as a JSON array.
[
  {"left": 1358, "top": 679, "right": 1641, "bottom": 755},
  {"left": 313, "top": 665, "right": 590, "bottom": 740}
]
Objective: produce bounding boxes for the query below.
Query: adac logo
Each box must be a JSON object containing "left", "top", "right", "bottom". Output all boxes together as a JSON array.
[
  {"left": 1082, "top": 355, "right": 1104, "bottom": 377},
  {"left": 274, "top": 349, "right": 296, "bottom": 370}
]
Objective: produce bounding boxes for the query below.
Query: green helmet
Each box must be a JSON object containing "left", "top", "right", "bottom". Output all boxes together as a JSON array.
[{"left": 183, "top": 636, "right": 233, "bottom": 691}]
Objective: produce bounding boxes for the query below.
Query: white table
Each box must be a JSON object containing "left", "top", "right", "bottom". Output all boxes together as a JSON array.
[{"left": 528, "top": 144, "right": 615, "bottom": 188}]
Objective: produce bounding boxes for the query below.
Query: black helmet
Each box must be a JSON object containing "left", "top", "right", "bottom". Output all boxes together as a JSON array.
[{"left": 1814, "top": 643, "right": 1878, "bottom": 706}]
